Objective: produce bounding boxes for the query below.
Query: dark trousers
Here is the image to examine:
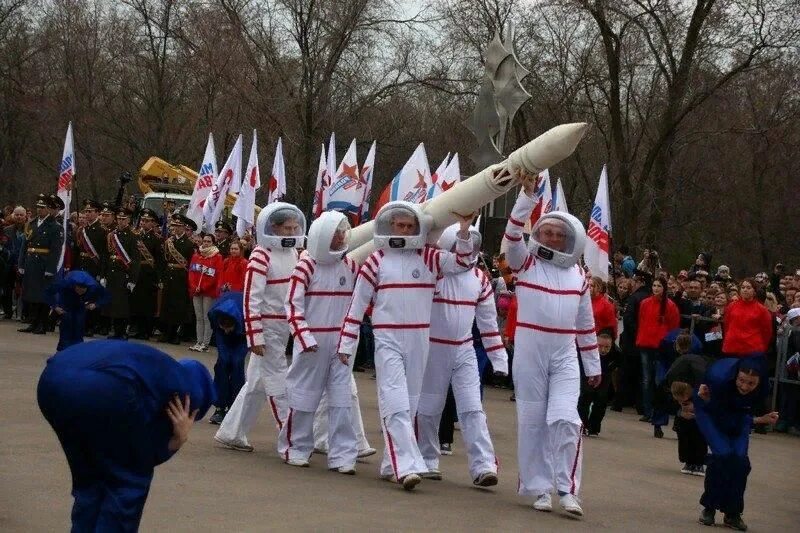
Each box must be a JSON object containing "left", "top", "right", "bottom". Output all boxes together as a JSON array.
[
  {"left": 1, "top": 270, "right": 14, "bottom": 316},
  {"left": 676, "top": 416, "right": 707, "bottom": 465},
  {"left": 578, "top": 376, "right": 610, "bottom": 433},
  {"left": 213, "top": 336, "right": 247, "bottom": 410},
  {"left": 110, "top": 318, "right": 128, "bottom": 339},
  {"left": 27, "top": 302, "right": 50, "bottom": 331},
  {"left": 354, "top": 320, "right": 375, "bottom": 369},
  {"left": 133, "top": 316, "right": 154, "bottom": 339},
  {"left": 613, "top": 347, "right": 642, "bottom": 411},
  {"left": 438, "top": 386, "right": 457, "bottom": 445}
]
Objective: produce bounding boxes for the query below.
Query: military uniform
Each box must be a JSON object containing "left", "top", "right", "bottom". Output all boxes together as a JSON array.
[
  {"left": 18, "top": 194, "right": 64, "bottom": 334},
  {"left": 74, "top": 200, "right": 107, "bottom": 335},
  {"left": 130, "top": 209, "right": 163, "bottom": 339},
  {"left": 159, "top": 214, "right": 196, "bottom": 344},
  {"left": 101, "top": 209, "right": 140, "bottom": 339},
  {"left": 215, "top": 221, "right": 235, "bottom": 257}
]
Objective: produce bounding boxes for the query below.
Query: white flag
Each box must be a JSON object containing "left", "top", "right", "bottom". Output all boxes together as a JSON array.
[
  {"left": 392, "top": 143, "right": 430, "bottom": 204},
  {"left": 357, "top": 140, "right": 376, "bottom": 224},
  {"left": 584, "top": 165, "right": 612, "bottom": 281},
  {"left": 323, "top": 133, "right": 336, "bottom": 210},
  {"left": 189, "top": 133, "right": 218, "bottom": 233},
  {"left": 554, "top": 178, "right": 569, "bottom": 213},
  {"left": 428, "top": 153, "right": 450, "bottom": 199},
  {"left": 267, "top": 137, "right": 286, "bottom": 205},
  {"left": 311, "top": 144, "right": 327, "bottom": 219},
  {"left": 233, "top": 130, "right": 260, "bottom": 237},
  {"left": 205, "top": 134, "right": 242, "bottom": 232},
  {"left": 57, "top": 122, "right": 75, "bottom": 270},
  {"left": 440, "top": 152, "right": 461, "bottom": 193},
  {"left": 325, "top": 139, "right": 363, "bottom": 217}
]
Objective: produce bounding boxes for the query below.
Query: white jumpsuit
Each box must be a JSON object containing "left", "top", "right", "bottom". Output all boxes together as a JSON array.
[
  {"left": 215, "top": 245, "right": 298, "bottom": 446},
  {"left": 337, "top": 242, "right": 473, "bottom": 480},
  {"left": 417, "top": 267, "right": 509, "bottom": 479},
  {"left": 503, "top": 191, "right": 600, "bottom": 498},
  {"left": 312, "top": 375, "right": 372, "bottom": 454},
  {"left": 277, "top": 255, "right": 360, "bottom": 469}
]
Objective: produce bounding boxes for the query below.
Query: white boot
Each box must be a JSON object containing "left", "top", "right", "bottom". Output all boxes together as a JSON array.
[
  {"left": 559, "top": 494, "right": 583, "bottom": 517},
  {"left": 533, "top": 493, "right": 552, "bottom": 512}
]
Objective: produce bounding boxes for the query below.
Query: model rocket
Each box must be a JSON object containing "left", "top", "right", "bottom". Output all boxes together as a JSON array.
[{"left": 347, "top": 122, "right": 589, "bottom": 263}]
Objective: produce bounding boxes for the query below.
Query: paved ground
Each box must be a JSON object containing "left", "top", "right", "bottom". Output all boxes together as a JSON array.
[{"left": 0, "top": 321, "right": 797, "bottom": 532}]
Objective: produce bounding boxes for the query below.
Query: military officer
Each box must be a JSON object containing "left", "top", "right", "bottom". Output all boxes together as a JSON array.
[
  {"left": 214, "top": 221, "right": 234, "bottom": 257},
  {"left": 102, "top": 208, "right": 140, "bottom": 339},
  {"left": 99, "top": 202, "right": 116, "bottom": 231},
  {"left": 74, "top": 199, "right": 108, "bottom": 335},
  {"left": 131, "top": 208, "right": 164, "bottom": 340},
  {"left": 18, "top": 194, "right": 64, "bottom": 334},
  {"left": 160, "top": 213, "right": 196, "bottom": 344}
]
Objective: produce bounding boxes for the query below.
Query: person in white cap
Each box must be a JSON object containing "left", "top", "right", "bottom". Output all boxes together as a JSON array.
[
  {"left": 337, "top": 202, "right": 474, "bottom": 490},
  {"left": 214, "top": 202, "right": 305, "bottom": 452},
  {"left": 278, "top": 211, "right": 362, "bottom": 473},
  {"left": 501, "top": 171, "right": 601, "bottom": 517},
  {"left": 416, "top": 223, "right": 508, "bottom": 487}
]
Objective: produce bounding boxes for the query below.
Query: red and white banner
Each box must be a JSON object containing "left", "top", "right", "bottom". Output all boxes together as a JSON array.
[
  {"left": 205, "top": 134, "right": 242, "bottom": 231},
  {"left": 584, "top": 165, "right": 612, "bottom": 281},
  {"left": 267, "top": 137, "right": 286, "bottom": 205},
  {"left": 325, "top": 139, "right": 365, "bottom": 218},
  {"left": 233, "top": 130, "right": 260, "bottom": 237},
  {"left": 311, "top": 143, "right": 328, "bottom": 219},
  {"left": 56, "top": 122, "right": 75, "bottom": 270},
  {"left": 527, "top": 168, "right": 552, "bottom": 230},
  {"left": 189, "top": 133, "right": 218, "bottom": 232},
  {"left": 357, "top": 140, "right": 376, "bottom": 224}
]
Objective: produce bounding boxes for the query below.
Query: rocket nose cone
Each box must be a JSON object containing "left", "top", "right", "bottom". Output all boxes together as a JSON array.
[{"left": 509, "top": 122, "right": 590, "bottom": 173}]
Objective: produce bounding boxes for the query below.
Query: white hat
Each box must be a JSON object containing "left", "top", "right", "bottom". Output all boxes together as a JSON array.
[{"left": 787, "top": 307, "right": 800, "bottom": 323}]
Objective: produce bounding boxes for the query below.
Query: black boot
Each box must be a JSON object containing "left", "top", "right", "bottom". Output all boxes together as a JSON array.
[
  {"left": 209, "top": 408, "right": 226, "bottom": 425},
  {"left": 699, "top": 508, "right": 715, "bottom": 526},
  {"left": 723, "top": 514, "right": 747, "bottom": 531}
]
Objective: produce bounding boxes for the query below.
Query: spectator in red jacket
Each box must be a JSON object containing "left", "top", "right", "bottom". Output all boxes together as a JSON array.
[
  {"left": 722, "top": 278, "right": 773, "bottom": 375},
  {"left": 636, "top": 276, "right": 680, "bottom": 421},
  {"left": 591, "top": 276, "right": 618, "bottom": 340},
  {"left": 220, "top": 242, "right": 247, "bottom": 293},
  {"left": 188, "top": 234, "right": 223, "bottom": 352}
]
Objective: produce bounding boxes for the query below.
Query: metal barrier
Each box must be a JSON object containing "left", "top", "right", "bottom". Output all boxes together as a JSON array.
[{"left": 772, "top": 325, "right": 800, "bottom": 411}]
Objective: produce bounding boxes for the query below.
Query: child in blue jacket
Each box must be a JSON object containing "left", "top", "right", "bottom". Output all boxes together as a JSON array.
[{"left": 207, "top": 291, "right": 248, "bottom": 425}]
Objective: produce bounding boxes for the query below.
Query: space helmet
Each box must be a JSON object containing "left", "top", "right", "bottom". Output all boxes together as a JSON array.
[
  {"left": 374, "top": 201, "right": 431, "bottom": 250},
  {"left": 255, "top": 202, "right": 306, "bottom": 249},
  {"left": 437, "top": 223, "right": 481, "bottom": 266},
  {"left": 528, "top": 211, "right": 586, "bottom": 269},
  {"left": 306, "top": 210, "right": 350, "bottom": 264}
]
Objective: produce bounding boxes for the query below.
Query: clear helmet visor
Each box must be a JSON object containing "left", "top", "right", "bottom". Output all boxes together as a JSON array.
[
  {"left": 532, "top": 216, "right": 576, "bottom": 255},
  {"left": 529, "top": 212, "right": 586, "bottom": 268},
  {"left": 374, "top": 202, "right": 428, "bottom": 250},
  {"left": 256, "top": 203, "right": 306, "bottom": 249}
]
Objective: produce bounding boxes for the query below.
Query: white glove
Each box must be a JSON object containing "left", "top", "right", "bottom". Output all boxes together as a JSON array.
[
  {"left": 99, "top": 278, "right": 107, "bottom": 287},
  {"left": 17, "top": 268, "right": 24, "bottom": 275},
  {"left": 44, "top": 272, "right": 54, "bottom": 278},
  {"left": 126, "top": 282, "right": 135, "bottom": 292}
]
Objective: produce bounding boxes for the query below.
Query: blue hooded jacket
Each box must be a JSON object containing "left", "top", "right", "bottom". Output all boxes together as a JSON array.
[{"left": 208, "top": 291, "right": 247, "bottom": 356}]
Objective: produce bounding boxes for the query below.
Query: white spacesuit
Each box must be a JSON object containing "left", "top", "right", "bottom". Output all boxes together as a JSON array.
[
  {"left": 502, "top": 186, "right": 600, "bottom": 516},
  {"left": 277, "top": 211, "right": 360, "bottom": 472},
  {"left": 417, "top": 224, "right": 508, "bottom": 486},
  {"left": 337, "top": 201, "right": 473, "bottom": 490},
  {"left": 215, "top": 202, "right": 305, "bottom": 452},
  {"left": 312, "top": 379, "right": 375, "bottom": 458}
]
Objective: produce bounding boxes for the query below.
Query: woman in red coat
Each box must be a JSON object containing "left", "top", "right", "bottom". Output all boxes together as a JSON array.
[
  {"left": 188, "top": 234, "right": 223, "bottom": 352},
  {"left": 636, "top": 276, "right": 680, "bottom": 423},
  {"left": 220, "top": 242, "right": 247, "bottom": 293},
  {"left": 721, "top": 278, "right": 773, "bottom": 378},
  {"left": 591, "top": 276, "right": 618, "bottom": 339}
]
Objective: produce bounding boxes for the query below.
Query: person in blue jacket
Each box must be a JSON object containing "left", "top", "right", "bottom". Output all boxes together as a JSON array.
[
  {"left": 44, "top": 270, "right": 109, "bottom": 351},
  {"left": 651, "top": 328, "right": 703, "bottom": 437},
  {"left": 694, "top": 357, "right": 779, "bottom": 531},
  {"left": 207, "top": 291, "right": 248, "bottom": 425},
  {"left": 37, "top": 340, "right": 215, "bottom": 532}
]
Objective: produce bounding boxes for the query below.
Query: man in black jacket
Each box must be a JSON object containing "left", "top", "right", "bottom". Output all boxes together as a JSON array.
[{"left": 613, "top": 270, "right": 651, "bottom": 414}]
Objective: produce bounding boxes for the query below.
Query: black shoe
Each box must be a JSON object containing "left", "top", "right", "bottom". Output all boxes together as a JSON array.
[
  {"left": 699, "top": 508, "right": 715, "bottom": 526},
  {"left": 654, "top": 426, "right": 664, "bottom": 438},
  {"left": 209, "top": 408, "right": 226, "bottom": 425},
  {"left": 169, "top": 338, "right": 181, "bottom": 345},
  {"left": 723, "top": 514, "right": 747, "bottom": 531},
  {"left": 639, "top": 415, "right": 651, "bottom": 422},
  {"left": 32, "top": 327, "right": 46, "bottom": 335},
  {"left": 587, "top": 430, "right": 599, "bottom": 437},
  {"left": 18, "top": 325, "right": 35, "bottom": 333}
]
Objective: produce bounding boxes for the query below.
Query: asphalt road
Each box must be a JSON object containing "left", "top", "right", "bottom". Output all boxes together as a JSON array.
[{"left": 1, "top": 322, "right": 796, "bottom": 532}]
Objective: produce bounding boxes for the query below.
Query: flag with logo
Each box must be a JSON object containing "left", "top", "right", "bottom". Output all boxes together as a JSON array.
[
  {"left": 56, "top": 122, "right": 75, "bottom": 270},
  {"left": 527, "top": 168, "right": 552, "bottom": 230},
  {"left": 440, "top": 152, "right": 460, "bottom": 194},
  {"left": 204, "top": 134, "right": 242, "bottom": 231},
  {"left": 267, "top": 137, "right": 286, "bottom": 205},
  {"left": 311, "top": 144, "right": 327, "bottom": 219},
  {"left": 325, "top": 139, "right": 365, "bottom": 218},
  {"left": 554, "top": 178, "right": 569, "bottom": 213},
  {"left": 233, "top": 130, "right": 260, "bottom": 237},
  {"left": 188, "top": 133, "right": 218, "bottom": 232},
  {"left": 427, "top": 153, "right": 450, "bottom": 199},
  {"left": 584, "top": 165, "right": 612, "bottom": 281},
  {"left": 357, "top": 141, "right": 376, "bottom": 224}
]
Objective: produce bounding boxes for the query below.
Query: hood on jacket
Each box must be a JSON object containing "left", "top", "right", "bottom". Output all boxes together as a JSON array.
[{"left": 207, "top": 291, "right": 244, "bottom": 335}]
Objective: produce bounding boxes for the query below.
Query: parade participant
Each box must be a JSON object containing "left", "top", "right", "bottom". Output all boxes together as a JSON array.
[
  {"left": 18, "top": 194, "right": 63, "bottom": 335},
  {"left": 214, "top": 221, "right": 234, "bottom": 257},
  {"left": 45, "top": 270, "right": 109, "bottom": 351},
  {"left": 501, "top": 171, "right": 601, "bottom": 516},
  {"left": 311, "top": 379, "right": 376, "bottom": 459},
  {"left": 2, "top": 206, "right": 26, "bottom": 320},
  {"left": 37, "top": 340, "right": 215, "bottom": 532},
  {"left": 159, "top": 214, "right": 197, "bottom": 345},
  {"left": 101, "top": 207, "right": 140, "bottom": 340},
  {"left": 577, "top": 330, "right": 616, "bottom": 436},
  {"left": 99, "top": 201, "right": 116, "bottom": 231},
  {"left": 188, "top": 233, "right": 223, "bottom": 352},
  {"left": 336, "top": 202, "right": 474, "bottom": 491},
  {"left": 416, "top": 223, "right": 507, "bottom": 486},
  {"left": 695, "top": 357, "right": 779, "bottom": 530},
  {"left": 207, "top": 291, "right": 248, "bottom": 425},
  {"left": 215, "top": 202, "right": 305, "bottom": 452},
  {"left": 131, "top": 208, "right": 163, "bottom": 340},
  {"left": 278, "top": 211, "right": 361, "bottom": 473},
  {"left": 220, "top": 241, "right": 247, "bottom": 293},
  {"left": 73, "top": 199, "right": 107, "bottom": 336}
]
